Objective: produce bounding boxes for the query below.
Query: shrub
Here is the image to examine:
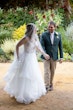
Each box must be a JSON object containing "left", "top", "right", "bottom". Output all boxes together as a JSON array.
[
  {"left": 0, "top": 39, "right": 18, "bottom": 61},
  {"left": 0, "top": 48, "right": 10, "bottom": 62},
  {"left": 0, "top": 23, "right": 14, "bottom": 45},
  {"left": 12, "top": 24, "right": 26, "bottom": 40},
  {"left": 0, "top": 30, "right": 12, "bottom": 44},
  {"left": 1, "top": 39, "right": 17, "bottom": 55},
  {"left": 63, "top": 52, "right": 72, "bottom": 61},
  {"left": 66, "top": 22, "right": 73, "bottom": 41},
  {"left": 0, "top": 8, "right": 3, "bottom": 18},
  {"left": 57, "top": 26, "right": 73, "bottom": 55},
  {"left": 35, "top": 9, "right": 63, "bottom": 34}
]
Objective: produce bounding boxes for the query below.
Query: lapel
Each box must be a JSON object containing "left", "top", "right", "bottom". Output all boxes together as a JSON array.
[
  {"left": 53, "top": 32, "right": 57, "bottom": 45},
  {"left": 47, "top": 31, "right": 52, "bottom": 45},
  {"left": 47, "top": 31, "right": 58, "bottom": 45}
]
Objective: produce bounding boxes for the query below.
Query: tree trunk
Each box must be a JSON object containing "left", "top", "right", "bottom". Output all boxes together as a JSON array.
[{"left": 46, "top": 0, "right": 48, "bottom": 10}]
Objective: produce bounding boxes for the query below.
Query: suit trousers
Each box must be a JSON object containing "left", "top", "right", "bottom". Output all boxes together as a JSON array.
[{"left": 44, "top": 58, "right": 57, "bottom": 88}]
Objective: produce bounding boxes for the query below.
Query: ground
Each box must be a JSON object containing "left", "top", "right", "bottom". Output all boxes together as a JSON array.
[{"left": 0, "top": 62, "right": 73, "bottom": 110}]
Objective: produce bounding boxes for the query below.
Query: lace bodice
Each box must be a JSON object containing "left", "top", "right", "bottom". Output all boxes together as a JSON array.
[
  {"left": 24, "top": 34, "right": 45, "bottom": 55},
  {"left": 16, "top": 34, "right": 45, "bottom": 61},
  {"left": 24, "top": 38, "right": 36, "bottom": 53}
]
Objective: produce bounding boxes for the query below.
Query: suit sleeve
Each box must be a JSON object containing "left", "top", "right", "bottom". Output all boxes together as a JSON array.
[{"left": 59, "top": 34, "right": 63, "bottom": 58}]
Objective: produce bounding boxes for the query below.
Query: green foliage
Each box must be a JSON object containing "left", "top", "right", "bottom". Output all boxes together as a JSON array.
[
  {"left": 1, "top": 39, "right": 17, "bottom": 55},
  {"left": 70, "top": 0, "right": 73, "bottom": 4},
  {"left": 0, "top": 48, "right": 5, "bottom": 55},
  {"left": 12, "top": 24, "right": 26, "bottom": 40},
  {"left": 0, "top": 39, "right": 18, "bottom": 62},
  {"left": 0, "top": 48, "right": 10, "bottom": 62},
  {"left": 0, "top": 7, "right": 73, "bottom": 62},
  {"left": 0, "top": 23, "right": 14, "bottom": 45},
  {"left": 35, "top": 9, "right": 64, "bottom": 34},
  {"left": 37, "top": 52, "right": 43, "bottom": 62},
  {"left": 66, "top": 22, "right": 73, "bottom": 41},
  {"left": 0, "top": 30, "right": 12, "bottom": 44},
  {"left": 63, "top": 52, "right": 72, "bottom": 61},
  {"left": 0, "top": 8, "right": 5, "bottom": 24},
  {"left": 0, "top": 8, "right": 3, "bottom": 17},
  {"left": 0, "top": 7, "right": 36, "bottom": 28},
  {"left": 57, "top": 26, "right": 73, "bottom": 55}
]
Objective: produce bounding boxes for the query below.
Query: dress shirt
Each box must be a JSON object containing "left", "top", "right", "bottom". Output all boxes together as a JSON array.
[{"left": 50, "top": 32, "right": 54, "bottom": 44}]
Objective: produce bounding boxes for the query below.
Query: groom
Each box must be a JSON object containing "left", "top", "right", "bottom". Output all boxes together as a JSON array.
[{"left": 40, "top": 21, "right": 63, "bottom": 91}]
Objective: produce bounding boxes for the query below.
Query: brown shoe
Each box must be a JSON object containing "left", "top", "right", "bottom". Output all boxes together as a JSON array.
[
  {"left": 46, "top": 87, "right": 49, "bottom": 93},
  {"left": 49, "top": 85, "right": 53, "bottom": 91}
]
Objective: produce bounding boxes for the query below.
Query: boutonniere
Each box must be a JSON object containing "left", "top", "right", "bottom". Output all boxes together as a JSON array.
[{"left": 55, "top": 32, "right": 59, "bottom": 38}]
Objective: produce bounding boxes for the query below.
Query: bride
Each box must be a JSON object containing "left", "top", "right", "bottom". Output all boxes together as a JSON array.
[{"left": 4, "top": 23, "right": 50, "bottom": 104}]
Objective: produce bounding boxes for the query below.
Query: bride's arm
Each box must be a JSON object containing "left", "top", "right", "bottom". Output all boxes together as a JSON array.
[
  {"left": 35, "top": 34, "right": 50, "bottom": 60},
  {"left": 16, "top": 37, "right": 28, "bottom": 59}
]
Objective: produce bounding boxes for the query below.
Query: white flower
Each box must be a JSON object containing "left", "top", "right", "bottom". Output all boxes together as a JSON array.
[
  {"left": 55, "top": 31, "right": 59, "bottom": 38},
  {"left": 55, "top": 31, "right": 58, "bottom": 35}
]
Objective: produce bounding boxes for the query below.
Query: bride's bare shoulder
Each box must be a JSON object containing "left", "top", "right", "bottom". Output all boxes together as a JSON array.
[{"left": 23, "top": 37, "right": 29, "bottom": 43}]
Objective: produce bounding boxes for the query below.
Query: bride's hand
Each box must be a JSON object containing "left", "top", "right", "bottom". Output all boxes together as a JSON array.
[{"left": 44, "top": 53, "right": 50, "bottom": 60}]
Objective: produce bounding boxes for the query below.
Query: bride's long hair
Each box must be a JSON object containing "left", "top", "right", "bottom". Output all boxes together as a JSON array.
[{"left": 25, "top": 23, "right": 35, "bottom": 39}]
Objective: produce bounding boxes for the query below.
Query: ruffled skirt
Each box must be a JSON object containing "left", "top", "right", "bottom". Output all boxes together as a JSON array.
[{"left": 4, "top": 52, "right": 46, "bottom": 104}]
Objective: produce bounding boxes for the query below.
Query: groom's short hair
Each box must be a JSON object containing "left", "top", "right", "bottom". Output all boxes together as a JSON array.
[{"left": 48, "top": 21, "right": 56, "bottom": 27}]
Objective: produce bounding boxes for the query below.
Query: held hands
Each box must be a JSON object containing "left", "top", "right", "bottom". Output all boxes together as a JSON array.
[{"left": 44, "top": 53, "right": 50, "bottom": 60}]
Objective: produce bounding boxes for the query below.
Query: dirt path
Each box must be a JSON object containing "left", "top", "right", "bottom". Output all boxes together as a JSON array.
[{"left": 0, "top": 62, "right": 73, "bottom": 110}]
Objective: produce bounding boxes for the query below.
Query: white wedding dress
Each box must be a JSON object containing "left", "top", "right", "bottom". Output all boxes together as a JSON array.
[{"left": 4, "top": 34, "right": 46, "bottom": 104}]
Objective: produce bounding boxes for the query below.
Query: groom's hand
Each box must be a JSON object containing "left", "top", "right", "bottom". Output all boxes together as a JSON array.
[{"left": 44, "top": 54, "right": 50, "bottom": 60}]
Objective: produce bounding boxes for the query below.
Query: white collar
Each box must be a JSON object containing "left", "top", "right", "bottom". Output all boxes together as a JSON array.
[{"left": 50, "top": 32, "right": 54, "bottom": 35}]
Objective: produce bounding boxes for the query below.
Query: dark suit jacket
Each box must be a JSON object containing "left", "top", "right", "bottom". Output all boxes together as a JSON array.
[{"left": 40, "top": 31, "right": 63, "bottom": 60}]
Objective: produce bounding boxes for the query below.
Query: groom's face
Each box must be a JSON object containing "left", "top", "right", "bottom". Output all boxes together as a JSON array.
[{"left": 48, "top": 24, "right": 55, "bottom": 33}]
